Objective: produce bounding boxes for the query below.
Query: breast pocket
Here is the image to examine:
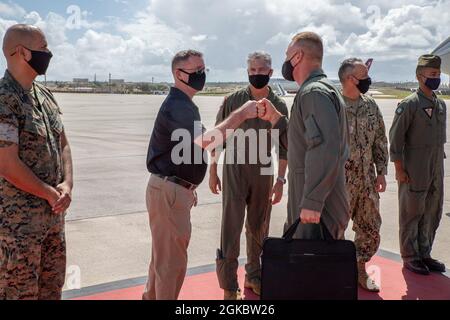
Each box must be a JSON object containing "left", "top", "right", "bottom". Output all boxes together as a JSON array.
[
  {"left": 45, "top": 105, "right": 64, "bottom": 137},
  {"left": 22, "top": 113, "right": 47, "bottom": 138}
]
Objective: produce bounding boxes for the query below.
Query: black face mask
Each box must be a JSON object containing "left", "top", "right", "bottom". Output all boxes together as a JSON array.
[
  {"left": 249, "top": 74, "right": 270, "bottom": 89},
  {"left": 11, "top": 47, "right": 53, "bottom": 75},
  {"left": 356, "top": 77, "right": 372, "bottom": 94},
  {"left": 424, "top": 77, "right": 441, "bottom": 91},
  {"left": 282, "top": 59, "right": 295, "bottom": 82},
  {"left": 179, "top": 69, "right": 206, "bottom": 91}
]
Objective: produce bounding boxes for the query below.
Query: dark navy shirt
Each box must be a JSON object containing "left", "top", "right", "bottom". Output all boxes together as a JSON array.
[{"left": 146, "top": 87, "right": 208, "bottom": 185}]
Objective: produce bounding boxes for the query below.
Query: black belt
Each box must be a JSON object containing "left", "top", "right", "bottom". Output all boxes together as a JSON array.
[{"left": 154, "top": 174, "right": 197, "bottom": 191}]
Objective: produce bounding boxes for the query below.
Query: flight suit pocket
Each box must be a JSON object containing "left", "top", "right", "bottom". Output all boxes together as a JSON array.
[
  {"left": 292, "top": 167, "right": 306, "bottom": 208},
  {"left": 304, "top": 115, "right": 323, "bottom": 149},
  {"left": 405, "top": 189, "right": 427, "bottom": 214},
  {"left": 404, "top": 147, "right": 431, "bottom": 192},
  {"left": 436, "top": 111, "right": 447, "bottom": 144}
]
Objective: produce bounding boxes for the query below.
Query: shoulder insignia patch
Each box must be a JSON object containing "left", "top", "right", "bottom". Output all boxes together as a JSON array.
[{"left": 395, "top": 106, "right": 404, "bottom": 115}]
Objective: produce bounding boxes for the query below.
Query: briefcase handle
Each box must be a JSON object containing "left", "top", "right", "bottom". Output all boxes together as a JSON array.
[{"left": 282, "top": 218, "right": 332, "bottom": 241}]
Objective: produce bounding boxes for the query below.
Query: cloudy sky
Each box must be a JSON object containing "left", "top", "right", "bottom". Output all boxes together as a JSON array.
[{"left": 0, "top": 0, "right": 449, "bottom": 82}]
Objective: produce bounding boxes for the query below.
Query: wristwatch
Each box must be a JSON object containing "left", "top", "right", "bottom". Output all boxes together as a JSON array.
[{"left": 277, "top": 176, "right": 287, "bottom": 185}]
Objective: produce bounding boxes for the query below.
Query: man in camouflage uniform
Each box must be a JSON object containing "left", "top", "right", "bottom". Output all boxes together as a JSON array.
[
  {"left": 339, "top": 58, "right": 388, "bottom": 292},
  {"left": 0, "top": 24, "right": 73, "bottom": 300},
  {"left": 209, "top": 52, "right": 288, "bottom": 300},
  {"left": 390, "top": 54, "right": 446, "bottom": 275}
]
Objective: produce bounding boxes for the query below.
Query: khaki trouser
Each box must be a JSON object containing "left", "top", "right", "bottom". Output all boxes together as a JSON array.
[{"left": 142, "top": 175, "right": 195, "bottom": 300}]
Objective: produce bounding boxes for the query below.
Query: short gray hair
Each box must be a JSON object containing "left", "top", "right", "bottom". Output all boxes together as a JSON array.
[
  {"left": 247, "top": 51, "right": 272, "bottom": 68},
  {"left": 338, "top": 57, "right": 364, "bottom": 83},
  {"left": 171, "top": 49, "right": 203, "bottom": 71}
]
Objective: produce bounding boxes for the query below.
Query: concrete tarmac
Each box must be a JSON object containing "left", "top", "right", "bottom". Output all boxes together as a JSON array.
[{"left": 55, "top": 92, "right": 450, "bottom": 290}]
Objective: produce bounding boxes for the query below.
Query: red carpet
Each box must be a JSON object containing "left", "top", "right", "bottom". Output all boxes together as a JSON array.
[{"left": 73, "top": 256, "right": 450, "bottom": 300}]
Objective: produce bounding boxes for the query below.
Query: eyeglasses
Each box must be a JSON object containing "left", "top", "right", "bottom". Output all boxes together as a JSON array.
[
  {"left": 178, "top": 67, "right": 208, "bottom": 75},
  {"left": 351, "top": 75, "right": 370, "bottom": 81}
]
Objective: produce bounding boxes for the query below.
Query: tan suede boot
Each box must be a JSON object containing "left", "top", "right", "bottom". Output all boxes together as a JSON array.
[
  {"left": 224, "top": 289, "right": 243, "bottom": 300},
  {"left": 358, "top": 262, "right": 380, "bottom": 292},
  {"left": 244, "top": 277, "right": 261, "bottom": 296}
]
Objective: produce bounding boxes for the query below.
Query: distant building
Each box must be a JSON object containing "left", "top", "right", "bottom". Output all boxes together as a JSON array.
[
  {"left": 110, "top": 79, "right": 125, "bottom": 85},
  {"left": 73, "top": 78, "right": 89, "bottom": 84}
]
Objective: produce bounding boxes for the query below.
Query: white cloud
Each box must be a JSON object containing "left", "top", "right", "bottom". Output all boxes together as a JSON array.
[
  {"left": 0, "top": 0, "right": 449, "bottom": 82},
  {"left": 0, "top": 1, "right": 25, "bottom": 18}
]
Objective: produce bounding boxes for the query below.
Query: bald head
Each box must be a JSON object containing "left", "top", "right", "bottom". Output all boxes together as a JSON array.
[{"left": 3, "top": 24, "right": 47, "bottom": 57}]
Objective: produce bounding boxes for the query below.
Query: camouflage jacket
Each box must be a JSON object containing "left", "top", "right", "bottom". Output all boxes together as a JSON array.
[
  {"left": 344, "top": 94, "right": 388, "bottom": 185},
  {"left": 0, "top": 70, "right": 65, "bottom": 233}
]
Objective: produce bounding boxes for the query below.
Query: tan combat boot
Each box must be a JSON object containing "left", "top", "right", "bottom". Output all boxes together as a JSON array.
[
  {"left": 244, "top": 277, "right": 261, "bottom": 296},
  {"left": 358, "top": 262, "right": 380, "bottom": 292},
  {"left": 224, "top": 289, "right": 242, "bottom": 300}
]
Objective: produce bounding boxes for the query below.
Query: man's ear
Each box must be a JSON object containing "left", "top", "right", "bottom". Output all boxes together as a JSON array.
[
  {"left": 416, "top": 73, "right": 421, "bottom": 83},
  {"left": 18, "top": 46, "right": 31, "bottom": 61},
  {"left": 9, "top": 46, "right": 20, "bottom": 58},
  {"left": 292, "top": 50, "right": 303, "bottom": 67},
  {"left": 174, "top": 69, "right": 183, "bottom": 82},
  {"left": 269, "top": 69, "right": 274, "bottom": 77}
]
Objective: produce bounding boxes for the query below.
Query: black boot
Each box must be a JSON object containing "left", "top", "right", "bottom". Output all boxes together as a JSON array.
[
  {"left": 422, "top": 258, "right": 446, "bottom": 273},
  {"left": 404, "top": 260, "right": 430, "bottom": 275}
]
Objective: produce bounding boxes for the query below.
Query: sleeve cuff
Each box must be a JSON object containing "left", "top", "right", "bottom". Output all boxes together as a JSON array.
[
  {"left": 376, "top": 167, "right": 388, "bottom": 176},
  {"left": 0, "top": 123, "right": 19, "bottom": 145},
  {"left": 300, "top": 197, "right": 325, "bottom": 213},
  {"left": 278, "top": 151, "right": 287, "bottom": 160},
  {"left": 273, "top": 116, "right": 288, "bottom": 131}
]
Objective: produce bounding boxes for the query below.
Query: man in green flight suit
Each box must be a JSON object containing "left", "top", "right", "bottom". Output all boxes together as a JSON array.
[
  {"left": 260, "top": 31, "right": 350, "bottom": 240},
  {"left": 390, "top": 54, "right": 447, "bottom": 275},
  {"left": 210, "top": 51, "right": 289, "bottom": 300}
]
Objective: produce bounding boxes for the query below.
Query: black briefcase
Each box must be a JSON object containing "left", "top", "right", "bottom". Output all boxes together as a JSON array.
[{"left": 261, "top": 218, "right": 357, "bottom": 300}]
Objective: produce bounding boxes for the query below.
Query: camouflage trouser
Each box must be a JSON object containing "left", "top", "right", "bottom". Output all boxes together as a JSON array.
[
  {"left": 347, "top": 182, "right": 382, "bottom": 264},
  {"left": 0, "top": 222, "right": 66, "bottom": 300}
]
